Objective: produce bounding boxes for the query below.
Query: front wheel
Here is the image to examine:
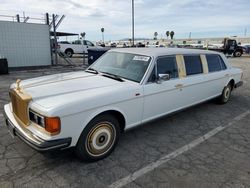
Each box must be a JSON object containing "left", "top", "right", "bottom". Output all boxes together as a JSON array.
[
  {"left": 75, "top": 114, "right": 120, "bottom": 162},
  {"left": 233, "top": 50, "right": 242, "bottom": 57},
  {"left": 217, "top": 84, "right": 232, "bottom": 104}
]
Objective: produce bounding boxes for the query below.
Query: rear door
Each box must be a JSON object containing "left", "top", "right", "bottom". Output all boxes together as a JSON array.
[
  {"left": 174, "top": 54, "right": 228, "bottom": 107},
  {"left": 72, "top": 40, "right": 85, "bottom": 54},
  {"left": 173, "top": 54, "right": 213, "bottom": 107},
  {"left": 204, "top": 54, "right": 228, "bottom": 95}
]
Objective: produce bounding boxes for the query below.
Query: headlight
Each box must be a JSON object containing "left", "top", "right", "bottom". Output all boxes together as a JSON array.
[
  {"left": 29, "top": 109, "right": 61, "bottom": 135},
  {"left": 29, "top": 110, "right": 45, "bottom": 127}
]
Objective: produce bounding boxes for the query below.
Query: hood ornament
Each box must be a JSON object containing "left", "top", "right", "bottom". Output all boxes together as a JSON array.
[{"left": 16, "top": 79, "right": 21, "bottom": 92}]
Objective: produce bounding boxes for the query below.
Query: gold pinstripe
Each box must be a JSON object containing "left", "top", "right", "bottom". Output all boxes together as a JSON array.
[
  {"left": 175, "top": 55, "right": 186, "bottom": 78},
  {"left": 200, "top": 54, "right": 209, "bottom": 74}
]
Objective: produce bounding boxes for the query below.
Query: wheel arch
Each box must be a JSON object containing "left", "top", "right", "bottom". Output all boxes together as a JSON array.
[
  {"left": 65, "top": 48, "right": 74, "bottom": 54},
  {"left": 84, "top": 108, "right": 126, "bottom": 133},
  {"left": 95, "top": 110, "right": 126, "bottom": 133},
  {"left": 227, "top": 79, "right": 235, "bottom": 90}
]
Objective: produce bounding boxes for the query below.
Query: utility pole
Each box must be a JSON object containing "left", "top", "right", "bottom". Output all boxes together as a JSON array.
[
  {"left": 16, "top": 14, "right": 20, "bottom": 22},
  {"left": 132, "top": 0, "right": 135, "bottom": 47},
  {"left": 244, "top": 28, "right": 247, "bottom": 37},
  {"left": 45, "top": 13, "right": 49, "bottom": 25},
  {"left": 46, "top": 13, "right": 53, "bottom": 66},
  {"left": 189, "top": 32, "right": 192, "bottom": 39},
  {"left": 52, "top": 14, "right": 58, "bottom": 65},
  {"left": 23, "top": 11, "right": 25, "bottom": 21}
]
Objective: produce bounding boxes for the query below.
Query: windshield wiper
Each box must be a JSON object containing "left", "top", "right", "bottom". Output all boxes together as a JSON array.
[
  {"left": 100, "top": 72, "right": 124, "bottom": 82},
  {"left": 85, "top": 67, "right": 99, "bottom": 74}
]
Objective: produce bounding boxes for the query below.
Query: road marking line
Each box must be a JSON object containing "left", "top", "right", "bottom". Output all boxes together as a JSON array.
[{"left": 109, "top": 110, "right": 250, "bottom": 188}]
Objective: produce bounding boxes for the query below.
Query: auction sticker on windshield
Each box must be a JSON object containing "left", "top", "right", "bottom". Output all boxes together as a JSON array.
[{"left": 133, "top": 56, "right": 150, "bottom": 62}]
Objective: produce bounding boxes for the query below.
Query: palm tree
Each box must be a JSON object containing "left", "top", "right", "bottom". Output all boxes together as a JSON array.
[
  {"left": 101, "top": 28, "right": 105, "bottom": 43},
  {"left": 170, "top": 31, "right": 175, "bottom": 40},
  {"left": 129, "top": 38, "right": 132, "bottom": 45},
  {"left": 80, "top": 32, "right": 86, "bottom": 39},
  {"left": 154, "top": 32, "right": 158, "bottom": 40},
  {"left": 166, "top": 31, "right": 170, "bottom": 39}
]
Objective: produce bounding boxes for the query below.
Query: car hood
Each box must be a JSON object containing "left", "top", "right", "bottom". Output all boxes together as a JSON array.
[{"left": 15, "top": 71, "right": 129, "bottom": 108}]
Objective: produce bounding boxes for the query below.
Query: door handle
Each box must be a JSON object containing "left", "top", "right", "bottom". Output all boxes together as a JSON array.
[
  {"left": 175, "top": 84, "right": 183, "bottom": 88},
  {"left": 225, "top": 74, "right": 230, "bottom": 77}
]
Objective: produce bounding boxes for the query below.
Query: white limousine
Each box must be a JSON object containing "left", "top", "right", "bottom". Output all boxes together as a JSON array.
[{"left": 4, "top": 48, "right": 243, "bottom": 161}]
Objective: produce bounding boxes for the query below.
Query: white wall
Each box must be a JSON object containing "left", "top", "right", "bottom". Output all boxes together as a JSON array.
[{"left": 0, "top": 21, "right": 51, "bottom": 67}]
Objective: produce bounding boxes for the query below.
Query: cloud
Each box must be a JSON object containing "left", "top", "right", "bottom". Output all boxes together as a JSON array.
[{"left": 0, "top": 0, "right": 249, "bottom": 41}]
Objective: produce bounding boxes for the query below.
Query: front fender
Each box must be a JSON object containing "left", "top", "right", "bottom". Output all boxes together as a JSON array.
[{"left": 81, "top": 106, "right": 127, "bottom": 131}]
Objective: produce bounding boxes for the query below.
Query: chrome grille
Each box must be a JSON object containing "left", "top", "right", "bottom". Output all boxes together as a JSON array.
[{"left": 10, "top": 89, "right": 31, "bottom": 126}]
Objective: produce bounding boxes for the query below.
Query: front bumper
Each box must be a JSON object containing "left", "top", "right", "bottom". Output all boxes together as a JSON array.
[
  {"left": 3, "top": 105, "right": 71, "bottom": 151},
  {"left": 235, "top": 81, "right": 243, "bottom": 88}
]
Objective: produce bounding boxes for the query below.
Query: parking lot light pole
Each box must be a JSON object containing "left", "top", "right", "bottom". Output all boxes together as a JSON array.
[{"left": 132, "top": 0, "right": 135, "bottom": 47}]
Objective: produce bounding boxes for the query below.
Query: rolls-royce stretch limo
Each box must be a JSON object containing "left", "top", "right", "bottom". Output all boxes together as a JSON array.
[{"left": 4, "top": 48, "right": 243, "bottom": 161}]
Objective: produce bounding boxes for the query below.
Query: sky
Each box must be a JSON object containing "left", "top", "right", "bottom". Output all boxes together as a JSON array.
[{"left": 0, "top": 0, "right": 249, "bottom": 41}]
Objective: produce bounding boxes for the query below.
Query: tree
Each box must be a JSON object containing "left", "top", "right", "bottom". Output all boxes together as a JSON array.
[
  {"left": 154, "top": 32, "right": 158, "bottom": 40},
  {"left": 80, "top": 32, "right": 86, "bottom": 39},
  {"left": 166, "top": 31, "right": 170, "bottom": 39},
  {"left": 101, "top": 28, "right": 105, "bottom": 43},
  {"left": 170, "top": 31, "right": 175, "bottom": 40}
]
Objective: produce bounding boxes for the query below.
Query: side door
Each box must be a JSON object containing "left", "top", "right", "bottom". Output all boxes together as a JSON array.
[
  {"left": 82, "top": 40, "right": 95, "bottom": 54},
  {"left": 142, "top": 55, "right": 185, "bottom": 122},
  {"left": 175, "top": 54, "right": 211, "bottom": 106},
  {"left": 204, "top": 54, "right": 228, "bottom": 95},
  {"left": 73, "top": 40, "right": 84, "bottom": 54},
  {"left": 176, "top": 54, "right": 227, "bottom": 107}
]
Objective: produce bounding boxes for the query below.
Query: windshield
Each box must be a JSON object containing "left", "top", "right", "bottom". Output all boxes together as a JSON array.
[{"left": 90, "top": 52, "right": 151, "bottom": 83}]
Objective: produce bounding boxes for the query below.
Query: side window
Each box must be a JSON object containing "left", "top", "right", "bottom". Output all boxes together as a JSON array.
[
  {"left": 184, "top": 55, "right": 203, "bottom": 75},
  {"left": 156, "top": 56, "right": 178, "bottom": 79},
  {"left": 86, "top": 41, "right": 94, "bottom": 46},
  {"left": 74, "top": 40, "right": 81, "bottom": 45},
  {"left": 206, "top": 54, "right": 227, "bottom": 72},
  {"left": 219, "top": 56, "right": 227, "bottom": 70}
]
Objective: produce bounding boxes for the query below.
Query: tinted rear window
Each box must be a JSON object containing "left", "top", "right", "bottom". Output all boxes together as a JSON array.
[
  {"left": 184, "top": 55, "right": 203, "bottom": 75},
  {"left": 206, "top": 54, "right": 227, "bottom": 72}
]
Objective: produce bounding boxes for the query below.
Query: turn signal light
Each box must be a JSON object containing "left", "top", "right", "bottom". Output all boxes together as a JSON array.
[{"left": 45, "top": 117, "right": 61, "bottom": 134}]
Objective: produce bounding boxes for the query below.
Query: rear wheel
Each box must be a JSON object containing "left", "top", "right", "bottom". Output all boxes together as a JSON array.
[
  {"left": 65, "top": 49, "right": 73, "bottom": 58},
  {"left": 75, "top": 114, "right": 120, "bottom": 162},
  {"left": 217, "top": 84, "right": 232, "bottom": 104}
]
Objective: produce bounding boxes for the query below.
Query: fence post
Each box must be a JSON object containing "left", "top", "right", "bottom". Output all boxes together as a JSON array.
[
  {"left": 52, "top": 14, "right": 58, "bottom": 65},
  {"left": 83, "top": 52, "right": 86, "bottom": 66}
]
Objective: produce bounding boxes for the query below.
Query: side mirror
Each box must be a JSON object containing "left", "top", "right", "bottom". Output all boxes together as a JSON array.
[{"left": 156, "top": 74, "right": 170, "bottom": 84}]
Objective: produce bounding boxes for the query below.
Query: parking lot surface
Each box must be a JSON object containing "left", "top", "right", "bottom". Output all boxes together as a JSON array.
[{"left": 0, "top": 56, "right": 250, "bottom": 188}]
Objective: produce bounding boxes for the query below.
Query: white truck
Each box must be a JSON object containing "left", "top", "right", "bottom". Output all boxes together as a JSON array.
[{"left": 58, "top": 40, "right": 101, "bottom": 57}]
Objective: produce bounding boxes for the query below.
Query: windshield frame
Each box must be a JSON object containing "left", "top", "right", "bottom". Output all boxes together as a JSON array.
[{"left": 87, "top": 51, "right": 154, "bottom": 84}]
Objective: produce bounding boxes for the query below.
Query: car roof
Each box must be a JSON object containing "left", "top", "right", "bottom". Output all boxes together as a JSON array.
[{"left": 109, "top": 47, "right": 221, "bottom": 57}]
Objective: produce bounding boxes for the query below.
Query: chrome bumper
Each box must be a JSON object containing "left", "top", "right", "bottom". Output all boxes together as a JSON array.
[{"left": 3, "top": 105, "right": 71, "bottom": 151}]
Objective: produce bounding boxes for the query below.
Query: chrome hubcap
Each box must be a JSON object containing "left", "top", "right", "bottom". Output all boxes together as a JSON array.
[
  {"left": 86, "top": 122, "right": 115, "bottom": 157},
  {"left": 224, "top": 87, "right": 230, "bottom": 100}
]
